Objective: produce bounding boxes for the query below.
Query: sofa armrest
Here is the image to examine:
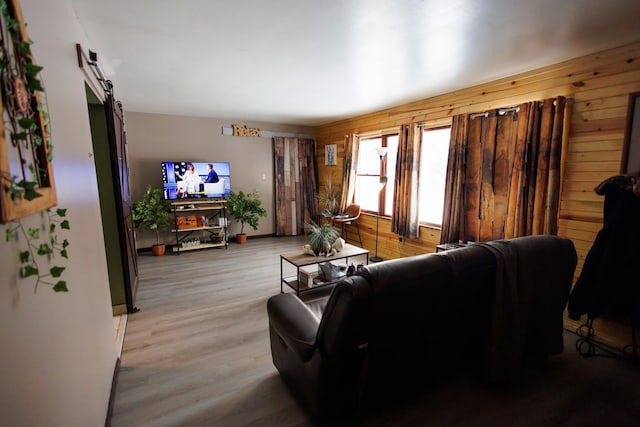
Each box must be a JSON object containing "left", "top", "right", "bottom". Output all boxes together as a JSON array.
[{"left": 267, "top": 293, "right": 320, "bottom": 362}]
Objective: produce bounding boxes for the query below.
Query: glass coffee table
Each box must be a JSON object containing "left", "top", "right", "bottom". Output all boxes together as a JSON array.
[{"left": 280, "top": 243, "right": 369, "bottom": 296}]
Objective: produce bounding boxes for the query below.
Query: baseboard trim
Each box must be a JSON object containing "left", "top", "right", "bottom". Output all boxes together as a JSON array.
[
  {"left": 112, "top": 304, "right": 127, "bottom": 316},
  {"left": 229, "top": 233, "right": 275, "bottom": 242},
  {"left": 135, "top": 233, "right": 278, "bottom": 253},
  {"left": 104, "top": 357, "right": 121, "bottom": 427},
  {"left": 114, "top": 314, "right": 127, "bottom": 358}
]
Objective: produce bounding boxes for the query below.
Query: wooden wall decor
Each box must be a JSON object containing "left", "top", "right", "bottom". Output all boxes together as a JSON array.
[
  {"left": 621, "top": 92, "right": 640, "bottom": 174},
  {"left": 232, "top": 124, "right": 261, "bottom": 137},
  {"left": 325, "top": 144, "right": 337, "bottom": 165},
  {"left": 0, "top": 0, "right": 56, "bottom": 222}
]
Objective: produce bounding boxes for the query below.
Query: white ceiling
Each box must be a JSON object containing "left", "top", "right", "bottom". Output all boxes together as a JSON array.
[{"left": 69, "top": 0, "right": 640, "bottom": 127}]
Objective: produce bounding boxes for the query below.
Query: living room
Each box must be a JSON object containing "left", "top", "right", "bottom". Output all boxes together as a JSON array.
[{"left": 2, "top": 0, "right": 640, "bottom": 426}]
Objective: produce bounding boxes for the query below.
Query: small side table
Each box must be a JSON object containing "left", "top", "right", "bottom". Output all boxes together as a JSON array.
[
  {"left": 280, "top": 243, "right": 369, "bottom": 296},
  {"left": 435, "top": 242, "right": 467, "bottom": 252}
]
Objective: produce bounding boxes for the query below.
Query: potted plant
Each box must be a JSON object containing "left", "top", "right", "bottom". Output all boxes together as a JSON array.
[
  {"left": 226, "top": 189, "right": 267, "bottom": 244},
  {"left": 307, "top": 221, "right": 339, "bottom": 255},
  {"left": 317, "top": 176, "right": 341, "bottom": 216},
  {"left": 132, "top": 185, "right": 171, "bottom": 255}
]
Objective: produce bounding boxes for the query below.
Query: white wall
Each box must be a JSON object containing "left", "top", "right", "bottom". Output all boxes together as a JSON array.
[
  {"left": 0, "top": 1, "right": 116, "bottom": 426},
  {"left": 125, "top": 112, "right": 314, "bottom": 247}
]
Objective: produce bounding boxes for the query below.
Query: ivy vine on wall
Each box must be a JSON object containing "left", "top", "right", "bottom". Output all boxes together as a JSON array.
[
  {"left": 0, "top": 0, "right": 69, "bottom": 292},
  {"left": 5, "top": 208, "right": 69, "bottom": 292}
]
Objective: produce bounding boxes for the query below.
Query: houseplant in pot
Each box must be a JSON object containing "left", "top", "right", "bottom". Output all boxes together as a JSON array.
[
  {"left": 132, "top": 185, "right": 171, "bottom": 255},
  {"left": 317, "top": 176, "right": 341, "bottom": 217},
  {"left": 307, "top": 221, "right": 340, "bottom": 255},
  {"left": 226, "top": 189, "right": 267, "bottom": 244}
]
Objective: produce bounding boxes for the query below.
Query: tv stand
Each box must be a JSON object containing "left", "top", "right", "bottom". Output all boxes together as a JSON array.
[{"left": 170, "top": 199, "right": 228, "bottom": 254}]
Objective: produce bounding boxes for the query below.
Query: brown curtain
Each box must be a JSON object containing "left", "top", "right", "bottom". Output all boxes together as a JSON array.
[
  {"left": 339, "top": 134, "right": 359, "bottom": 211},
  {"left": 391, "top": 123, "right": 422, "bottom": 238},
  {"left": 440, "top": 97, "right": 568, "bottom": 244},
  {"left": 273, "top": 137, "right": 318, "bottom": 236},
  {"left": 440, "top": 114, "right": 470, "bottom": 244}
]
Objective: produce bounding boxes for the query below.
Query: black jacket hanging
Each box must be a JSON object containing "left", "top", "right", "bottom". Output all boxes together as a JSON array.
[{"left": 568, "top": 175, "right": 640, "bottom": 326}]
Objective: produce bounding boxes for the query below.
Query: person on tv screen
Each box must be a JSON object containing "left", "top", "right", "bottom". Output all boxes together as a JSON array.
[
  {"left": 205, "top": 163, "right": 219, "bottom": 183},
  {"left": 175, "top": 163, "right": 202, "bottom": 197}
]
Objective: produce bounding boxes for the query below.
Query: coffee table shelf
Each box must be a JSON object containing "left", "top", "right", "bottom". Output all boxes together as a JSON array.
[{"left": 280, "top": 243, "right": 369, "bottom": 296}]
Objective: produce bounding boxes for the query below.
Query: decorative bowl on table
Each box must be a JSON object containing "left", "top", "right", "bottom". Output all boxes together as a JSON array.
[{"left": 319, "top": 262, "right": 347, "bottom": 281}]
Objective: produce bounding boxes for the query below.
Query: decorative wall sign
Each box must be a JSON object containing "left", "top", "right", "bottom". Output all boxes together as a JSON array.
[
  {"left": 221, "top": 126, "right": 313, "bottom": 139},
  {"left": 0, "top": 0, "right": 57, "bottom": 222},
  {"left": 232, "top": 124, "right": 261, "bottom": 137},
  {"left": 325, "top": 144, "right": 337, "bottom": 165}
]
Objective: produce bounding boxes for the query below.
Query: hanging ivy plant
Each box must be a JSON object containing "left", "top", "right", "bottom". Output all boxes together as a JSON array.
[
  {"left": 5, "top": 207, "right": 69, "bottom": 292},
  {"left": 0, "top": 0, "right": 69, "bottom": 292}
]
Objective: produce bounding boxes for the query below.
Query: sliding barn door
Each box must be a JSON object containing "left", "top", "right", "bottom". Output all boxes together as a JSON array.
[{"left": 105, "top": 94, "right": 139, "bottom": 313}]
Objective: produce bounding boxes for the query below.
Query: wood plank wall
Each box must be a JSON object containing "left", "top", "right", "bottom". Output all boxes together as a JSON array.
[{"left": 315, "top": 41, "right": 640, "bottom": 349}]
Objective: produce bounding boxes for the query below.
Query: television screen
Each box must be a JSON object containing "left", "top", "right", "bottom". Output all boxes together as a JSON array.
[{"left": 161, "top": 161, "right": 231, "bottom": 200}]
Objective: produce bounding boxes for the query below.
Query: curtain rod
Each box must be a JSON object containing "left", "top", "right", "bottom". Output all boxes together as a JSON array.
[
  {"left": 470, "top": 105, "right": 520, "bottom": 119},
  {"left": 355, "top": 126, "right": 401, "bottom": 138},
  {"left": 469, "top": 97, "right": 572, "bottom": 120},
  {"left": 499, "top": 106, "right": 520, "bottom": 115},
  {"left": 470, "top": 111, "right": 489, "bottom": 119},
  {"left": 355, "top": 119, "right": 450, "bottom": 136}
]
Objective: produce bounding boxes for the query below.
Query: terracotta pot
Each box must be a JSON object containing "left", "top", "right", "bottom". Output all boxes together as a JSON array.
[
  {"left": 236, "top": 233, "right": 247, "bottom": 244},
  {"left": 151, "top": 244, "right": 166, "bottom": 256}
]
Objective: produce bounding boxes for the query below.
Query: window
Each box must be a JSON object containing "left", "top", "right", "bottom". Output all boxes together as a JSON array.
[
  {"left": 353, "top": 127, "right": 450, "bottom": 226},
  {"left": 418, "top": 127, "right": 451, "bottom": 226},
  {"left": 354, "top": 134, "right": 398, "bottom": 216}
]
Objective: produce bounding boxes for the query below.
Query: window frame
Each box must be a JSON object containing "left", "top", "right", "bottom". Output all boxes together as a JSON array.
[
  {"left": 355, "top": 133, "right": 398, "bottom": 217},
  {"left": 418, "top": 125, "right": 452, "bottom": 229}
]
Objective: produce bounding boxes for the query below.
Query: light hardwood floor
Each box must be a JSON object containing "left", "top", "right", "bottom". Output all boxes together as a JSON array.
[
  {"left": 112, "top": 236, "right": 327, "bottom": 426},
  {"left": 113, "top": 236, "right": 640, "bottom": 427}
]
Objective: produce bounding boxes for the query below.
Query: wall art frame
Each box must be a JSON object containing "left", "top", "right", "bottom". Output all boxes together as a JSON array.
[
  {"left": 325, "top": 144, "right": 337, "bottom": 166},
  {"left": 0, "top": 0, "right": 56, "bottom": 223}
]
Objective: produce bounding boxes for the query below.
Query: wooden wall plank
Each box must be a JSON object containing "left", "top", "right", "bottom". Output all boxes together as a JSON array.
[
  {"left": 318, "top": 41, "right": 640, "bottom": 254},
  {"left": 565, "top": 150, "right": 623, "bottom": 163},
  {"left": 314, "top": 41, "right": 640, "bottom": 347},
  {"left": 572, "top": 95, "right": 628, "bottom": 114},
  {"left": 564, "top": 161, "right": 620, "bottom": 172}
]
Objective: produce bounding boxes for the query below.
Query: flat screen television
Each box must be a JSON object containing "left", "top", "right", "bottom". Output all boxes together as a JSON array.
[{"left": 161, "top": 161, "right": 231, "bottom": 200}]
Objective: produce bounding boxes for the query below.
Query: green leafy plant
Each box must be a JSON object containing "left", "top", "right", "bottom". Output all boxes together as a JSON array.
[
  {"left": 226, "top": 189, "right": 267, "bottom": 235},
  {"left": 3, "top": 171, "right": 43, "bottom": 202},
  {"left": 1, "top": 2, "right": 68, "bottom": 293},
  {"left": 0, "top": 0, "right": 53, "bottom": 200},
  {"left": 307, "top": 221, "right": 339, "bottom": 255},
  {"left": 132, "top": 185, "right": 171, "bottom": 246},
  {"left": 5, "top": 208, "right": 70, "bottom": 292}
]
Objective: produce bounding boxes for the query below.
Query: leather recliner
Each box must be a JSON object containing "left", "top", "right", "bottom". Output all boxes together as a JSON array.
[{"left": 267, "top": 235, "right": 577, "bottom": 420}]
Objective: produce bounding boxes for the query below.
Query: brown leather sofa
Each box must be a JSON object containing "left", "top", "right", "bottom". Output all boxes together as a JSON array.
[{"left": 267, "top": 235, "right": 577, "bottom": 420}]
